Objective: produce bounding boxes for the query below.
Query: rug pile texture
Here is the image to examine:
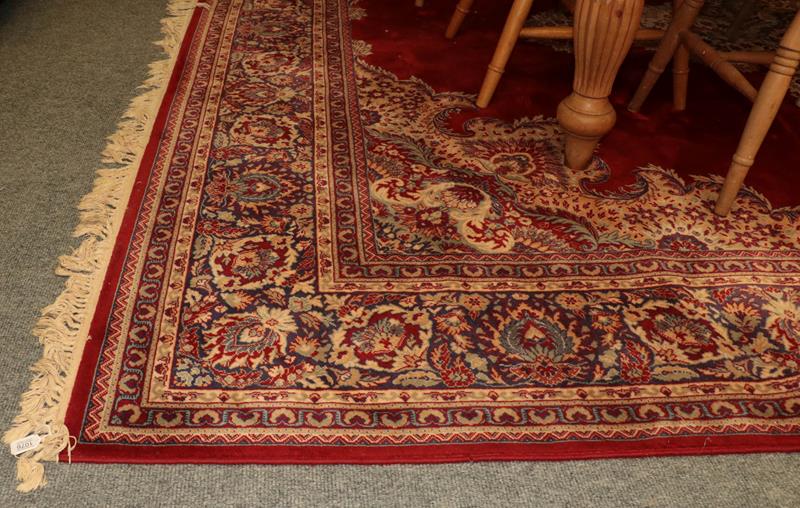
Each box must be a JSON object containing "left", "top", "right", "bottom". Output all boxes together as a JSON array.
[{"left": 7, "top": 0, "right": 800, "bottom": 491}]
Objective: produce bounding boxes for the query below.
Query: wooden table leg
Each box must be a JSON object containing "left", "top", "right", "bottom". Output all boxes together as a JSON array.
[{"left": 557, "top": 0, "right": 645, "bottom": 170}]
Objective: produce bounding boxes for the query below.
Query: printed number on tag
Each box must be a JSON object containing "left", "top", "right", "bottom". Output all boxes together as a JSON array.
[{"left": 10, "top": 434, "right": 42, "bottom": 456}]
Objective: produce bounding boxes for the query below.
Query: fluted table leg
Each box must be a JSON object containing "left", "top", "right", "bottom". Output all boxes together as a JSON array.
[{"left": 557, "top": 0, "right": 645, "bottom": 170}]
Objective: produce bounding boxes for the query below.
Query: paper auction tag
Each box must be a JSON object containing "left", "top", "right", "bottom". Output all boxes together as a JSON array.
[{"left": 9, "top": 434, "right": 42, "bottom": 456}]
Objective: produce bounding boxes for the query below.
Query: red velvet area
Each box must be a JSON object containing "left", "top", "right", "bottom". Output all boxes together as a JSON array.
[{"left": 353, "top": 0, "right": 800, "bottom": 208}]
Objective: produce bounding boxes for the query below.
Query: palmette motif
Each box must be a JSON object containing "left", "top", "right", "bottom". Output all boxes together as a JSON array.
[{"left": 79, "top": 0, "right": 800, "bottom": 447}]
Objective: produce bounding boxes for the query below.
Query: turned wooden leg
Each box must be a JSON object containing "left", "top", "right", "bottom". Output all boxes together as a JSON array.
[
  {"left": 445, "top": 0, "right": 476, "bottom": 39},
  {"left": 628, "top": 0, "right": 705, "bottom": 112},
  {"left": 715, "top": 12, "right": 800, "bottom": 215},
  {"left": 672, "top": 0, "right": 690, "bottom": 110},
  {"left": 556, "top": 0, "right": 644, "bottom": 170},
  {"left": 476, "top": 0, "right": 535, "bottom": 108}
]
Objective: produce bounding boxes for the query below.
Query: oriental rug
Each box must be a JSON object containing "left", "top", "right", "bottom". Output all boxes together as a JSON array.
[{"left": 7, "top": 0, "right": 800, "bottom": 491}]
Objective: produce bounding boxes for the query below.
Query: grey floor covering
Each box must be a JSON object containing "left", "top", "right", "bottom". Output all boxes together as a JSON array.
[{"left": 1, "top": 0, "right": 799, "bottom": 506}]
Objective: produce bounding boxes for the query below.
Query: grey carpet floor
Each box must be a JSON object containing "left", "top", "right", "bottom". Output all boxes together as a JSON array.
[{"left": 1, "top": 0, "right": 799, "bottom": 506}]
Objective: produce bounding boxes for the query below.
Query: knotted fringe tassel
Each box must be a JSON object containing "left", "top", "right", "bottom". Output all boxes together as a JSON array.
[{"left": 3, "top": 0, "right": 201, "bottom": 492}]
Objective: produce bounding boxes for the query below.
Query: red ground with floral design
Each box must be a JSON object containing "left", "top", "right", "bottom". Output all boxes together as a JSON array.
[{"left": 63, "top": 0, "right": 800, "bottom": 465}]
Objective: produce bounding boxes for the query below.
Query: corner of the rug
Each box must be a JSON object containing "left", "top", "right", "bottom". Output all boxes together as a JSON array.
[{"left": 3, "top": 0, "right": 200, "bottom": 493}]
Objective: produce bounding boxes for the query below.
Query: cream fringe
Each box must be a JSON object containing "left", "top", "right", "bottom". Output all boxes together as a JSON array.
[{"left": 3, "top": 0, "right": 201, "bottom": 492}]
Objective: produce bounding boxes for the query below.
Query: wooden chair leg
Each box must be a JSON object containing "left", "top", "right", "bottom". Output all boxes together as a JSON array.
[
  {"left": 476, "top": 0, "right": 535, "bottom": 108},
  {"left": 445, "top": 0, "right": 476, "bottom": 39},
  {"left": 715, "top": 12, "right": 800, "bottom": 215},
  {"left": 672, "top": 0, "right": 691, "bottom": 110},
  {"left": 680, "top": 31, "right": 758, "bottom": 101},
  {"left": 628, "top": 0, "right": 705, "bottom": 112}
]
